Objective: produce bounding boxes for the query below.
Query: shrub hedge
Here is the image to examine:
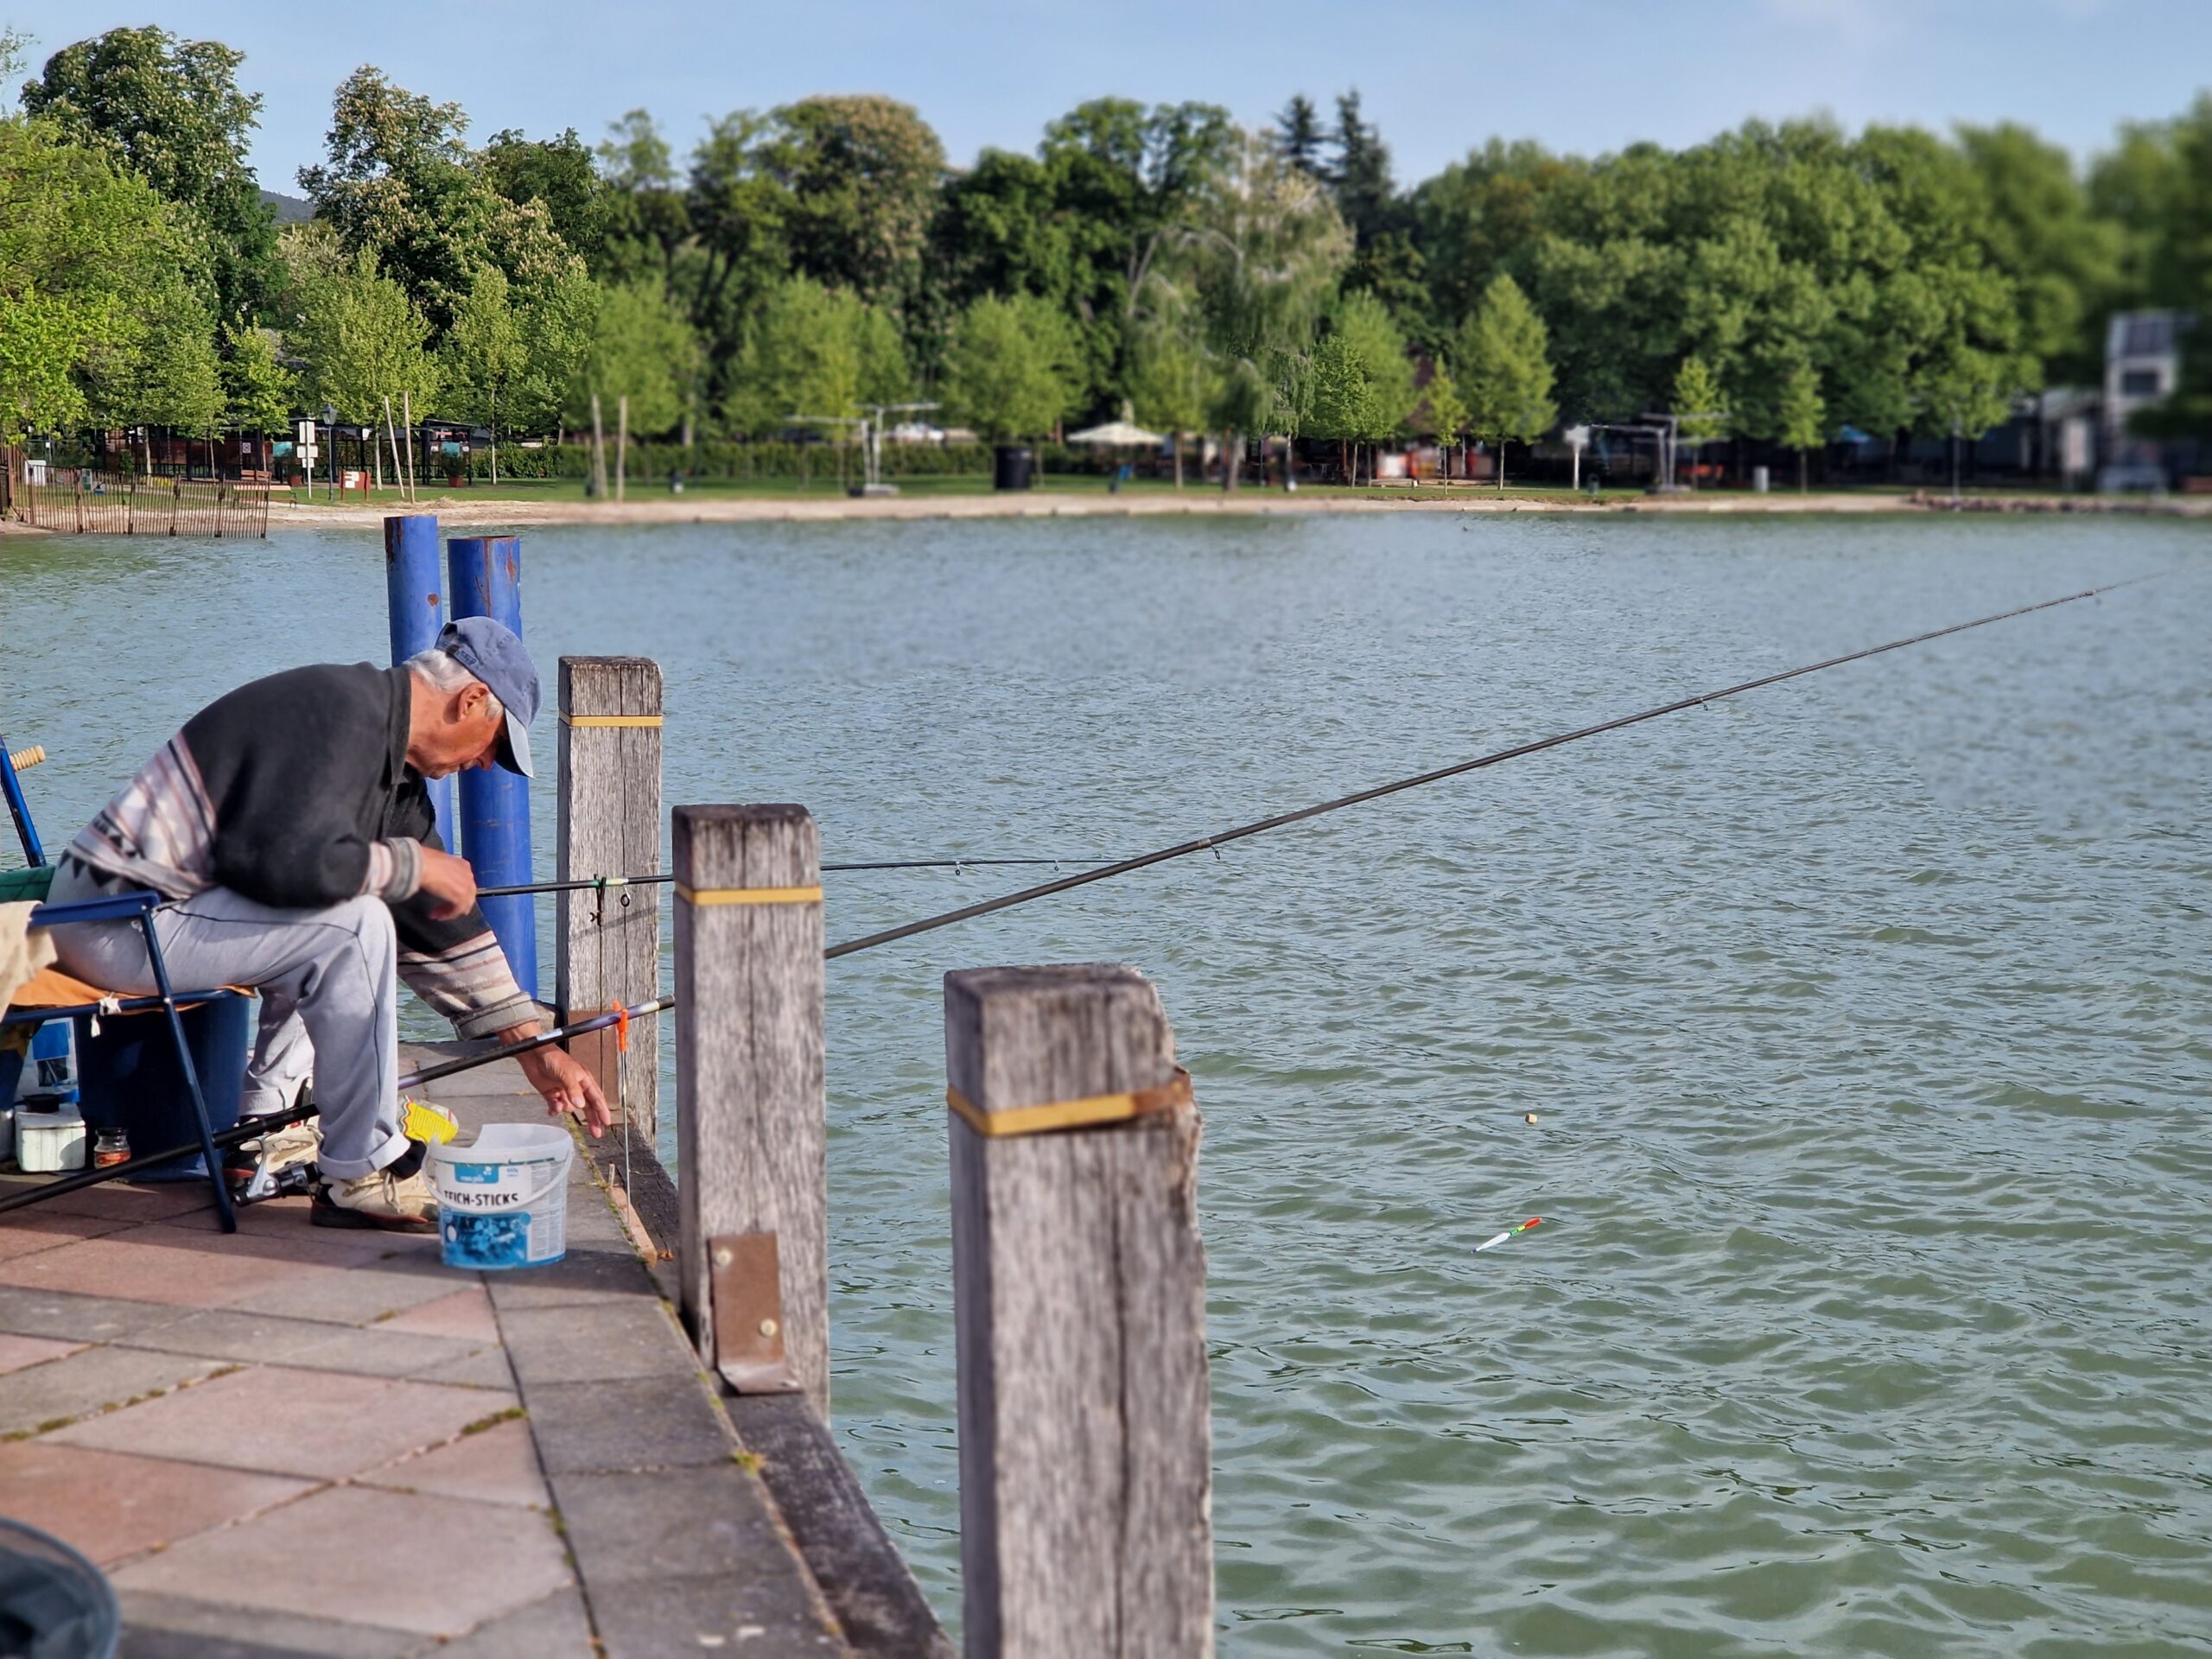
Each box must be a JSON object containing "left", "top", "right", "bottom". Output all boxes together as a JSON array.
[{"left": 462, "top": 439, "right": 1087, "bottom": 481}]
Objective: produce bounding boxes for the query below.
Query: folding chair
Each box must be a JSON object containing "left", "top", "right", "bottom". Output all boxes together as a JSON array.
[{"left": 2, "top": 737, "right": 245, "bottom": 1233}]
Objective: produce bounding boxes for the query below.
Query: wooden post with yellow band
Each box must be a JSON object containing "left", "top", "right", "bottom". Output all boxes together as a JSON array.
[
  {"left": 555, "top": 657, "right": 663, "bottom": 1140},
  {"left": 944, "top": 963, "right": 1212, "bottom": 1657},
  {"left": 673, "top": 802, "right": 830, "bottom": 1419}
]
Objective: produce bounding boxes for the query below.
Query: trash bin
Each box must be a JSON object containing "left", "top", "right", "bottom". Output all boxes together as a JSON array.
[
  {"left": 72, "top": 993, "right": 251, "bottom": 1180},
  {"left": 0, "top": 1518, "right": 119, "bottom": 1658},
  {"left": 992, "top": 444, "right": 1034, "bottom": 492},
  {"left": 1752, "top": 465, "right": 1770, "bottom": 493}
]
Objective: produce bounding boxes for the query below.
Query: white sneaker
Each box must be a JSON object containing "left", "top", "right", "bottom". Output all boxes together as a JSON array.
[{"left": 312, "top": 1166, "right": 437, "bottom": 1232}]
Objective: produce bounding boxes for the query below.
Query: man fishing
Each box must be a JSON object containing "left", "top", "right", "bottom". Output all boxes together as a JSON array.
[{"left": 41, "top": 618, "right": 608, "bottom": 1231}]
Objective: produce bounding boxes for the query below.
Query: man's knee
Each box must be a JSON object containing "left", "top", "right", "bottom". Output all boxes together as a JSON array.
[{"left": 330, "top": 895, "right": 396, "bottom": 963}]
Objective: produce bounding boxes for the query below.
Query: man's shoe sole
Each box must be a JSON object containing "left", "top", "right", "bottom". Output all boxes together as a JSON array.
[{"left": 309, "top": 1199, "right": 436, "bottom": 1234}]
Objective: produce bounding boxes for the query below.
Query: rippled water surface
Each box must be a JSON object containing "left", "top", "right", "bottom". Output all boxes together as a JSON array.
[{"left": 6, "top": 512, "right": 2210, "bottom": 1655}]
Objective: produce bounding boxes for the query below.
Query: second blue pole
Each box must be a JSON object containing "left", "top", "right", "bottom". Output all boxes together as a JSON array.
[
  {"left": 382, "top": 515, "right": 454, "bottom": 852},
  {"left": 447, "top": 535, "right": 538, "bottom": 999}
]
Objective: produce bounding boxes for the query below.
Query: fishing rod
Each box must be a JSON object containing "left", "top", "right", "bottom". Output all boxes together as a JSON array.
[
  {"left": 474, "top": 857, "right": 1115, "bottom": 899},
  {"left": 823, "top": 569, "right": 2183, "bottom": 960}
]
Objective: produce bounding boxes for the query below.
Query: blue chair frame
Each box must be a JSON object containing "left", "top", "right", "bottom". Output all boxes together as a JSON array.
[{"left": 3, "top": 735, "right": 239, "bottom": 1233}]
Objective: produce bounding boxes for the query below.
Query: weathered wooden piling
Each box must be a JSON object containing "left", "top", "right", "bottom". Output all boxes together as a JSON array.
[
  {"left": 555, "top": 657, "right": 663, "bottom": 1140},
  {"left": 671, "top": 803, "right": 830, "bottom": 1416},
  {"left": 944, "top": 963, "right": 1214, "bottom": 1658}
]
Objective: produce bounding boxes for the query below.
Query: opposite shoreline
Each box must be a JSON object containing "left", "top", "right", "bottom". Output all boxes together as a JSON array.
[{"left": 11, "top": 486, "right": 2209, "bottom": 535}]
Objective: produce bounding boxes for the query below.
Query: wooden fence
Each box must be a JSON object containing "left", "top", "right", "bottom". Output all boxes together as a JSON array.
[
  {"left": 16, "top": 470, "right": 269, "bottom": 537},
  {"left": 555, "top": 656, "right": 1216, "bottom": 1658}
]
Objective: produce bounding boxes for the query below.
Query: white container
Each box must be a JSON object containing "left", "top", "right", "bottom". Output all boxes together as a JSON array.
[
  {"left": 16, "top": 1103, "right": 86, "bottom": 1173},
  {"left": 427, "top": 1122, "right": 573, "bottom": 1270}
]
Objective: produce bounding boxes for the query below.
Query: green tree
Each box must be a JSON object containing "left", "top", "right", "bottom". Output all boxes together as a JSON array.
[
  {"left": 1776, "top": 359, "right": 1824, "bottom": 493},
  {"left": 855, "top": 303, "right": 910, "bottom": 405},
  {"left": 484, "top": 127, "right": 606, "bottom": 270},
  {"left": 1459, "top": 273, "right": 1555, "bottom": 490},
  {"left": 569, "top": 279, "right": 694, "bottom": 435},
  {"left": 761, "top": 96, "right": 944, "bottom": 311},
  {"left": 22, "top": 27, "right": 279, "bottom": 322},
  {"left": 220, "top": 321, "right": 294, "bottom": 433},
  {"left": 1671, "top": 354, "right": 1728, "bottom": 486},
  {"left": 1275, "top": 95, "right": 1326, "bottom": 178},
  {"left": 943, "top": 292, "right": 1079, "bottom": 442},
  {"left": 0, "top": 114, "right": 211, "bottom": 442},
  {"left": 299, "top": 67, "right": 580, "bottom": 334},
  {"left": 1126, "top": 315, "right": 1212, "bottom": 486},
  {"left": 1420, "top": 359, "right": 1471, "bottom": 479},
  {"left": 441, "top": 264, "right": 526, "bottom": 480},
  {"left": 292, "top": 246, "right": 442, "bottom": 428},
  {"left": 1164, "top": 130, "right": 1351, "bottom": 488},
  {"left": 728, "top": 275, "right": 860, "bottom": 435},
  {"left": 1307, "top": 290, "right": 1414, "bottom": 482}
]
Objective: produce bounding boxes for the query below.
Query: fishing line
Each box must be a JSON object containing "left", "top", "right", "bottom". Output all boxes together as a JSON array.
[{"left": 474, "top": 857, "right": 1115, "bottom": 899}]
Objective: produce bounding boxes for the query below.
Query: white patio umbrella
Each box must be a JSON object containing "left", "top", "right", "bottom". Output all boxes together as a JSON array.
[{"left": 1065, "top": 417, "right": 1166, "bottom": 447}]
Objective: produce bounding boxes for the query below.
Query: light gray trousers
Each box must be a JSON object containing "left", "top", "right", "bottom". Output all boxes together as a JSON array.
[{"left": 45, "top": 865, "right": 408, "bottom": 1180}]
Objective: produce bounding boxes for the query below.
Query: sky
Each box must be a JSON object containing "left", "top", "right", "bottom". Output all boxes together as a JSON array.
[{"left": 13, "top": 0, "right": 2209, "bottom": 193}]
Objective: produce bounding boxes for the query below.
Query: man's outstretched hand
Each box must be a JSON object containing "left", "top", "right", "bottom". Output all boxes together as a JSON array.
[{"left": 499, "top": 1022, "right": 613, "bottom": 1137}]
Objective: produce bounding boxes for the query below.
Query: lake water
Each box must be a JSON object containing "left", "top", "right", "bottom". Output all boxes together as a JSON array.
[{"left": 4, "top": 511, "right": 2209, "bottom": 1656}]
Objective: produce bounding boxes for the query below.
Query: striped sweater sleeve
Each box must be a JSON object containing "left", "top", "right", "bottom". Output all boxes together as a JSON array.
[{"left": 397, "top": 932, "right": 536, "bottom": 1039}]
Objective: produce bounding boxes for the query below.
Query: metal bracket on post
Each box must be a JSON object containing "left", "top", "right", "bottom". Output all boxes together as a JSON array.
[{"left": 709, "top": 1231, "right": 803, "bottom": 1395}]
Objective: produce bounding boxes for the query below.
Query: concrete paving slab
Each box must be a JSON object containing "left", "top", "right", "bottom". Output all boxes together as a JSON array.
[
  {"left": 0, "top": 1283, "right": 179, "bottom": 1342},
  {"left": 5, "top": 1179, "right": 211, "bottom": 1224},
  {"left": 272, "top": 1326, "right": 489, "bottom": 1381},
  {"left": 380, "top": 1285, "right": 498, "bottom": 1343},
  {"left": 114, "top": 1485, "right": 573, "bottom": 1638},
  {"left": 587, "top": 1572, "right": 843, "bottom": 1657},
  {"left": 0, "top": 1332, "right": 84, "bottom": 1374},
  {"left": 121, "top": 1308, "right": 359, "bottom": 1366},
  {"left": 525, "top": 1374, "right": 734, "bottom": 1476},
  {"left": 548, "top": 1466, "right": 802, "bottom": 1586},
  {"left": 0, "top": 1208, "right": 137, "bottom": 1262},
  {"left": 0, "top": 1230, "right": 332, "bottom": 1310},
  {"left": 360, "top": 1415, "right": 546, "bottom": 1509},
  {"left": 0, "top": 1441, "right": 310, "bottom": 1567},
  {"left": 416, "top": 1586, "right": 594, "bottom": 1658},
  {"left": 224, "top": 1258, "right": 458, "bottom": 1325},
  {"left": 51, "top": 1363, "right": 517, "bottom": 1480},
  {"left": 493, "top": 1300, "right": 693, "bottom": 1386},
  {"left": 0, "top": 1344, "right": 225, "bottom": 1436},
  {"left": 476, "top": 1243, "right": 654, "bottom": 1311},
  {"left": 119, "top": 1590, "right": 418, "bottom": 1658},
  {"left": 411, "top": 1345, "right": 517, "bottom": 1391}
]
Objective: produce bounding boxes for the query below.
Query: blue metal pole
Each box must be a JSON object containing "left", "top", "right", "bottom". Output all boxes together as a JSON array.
[
  {"left": 382, "top": 515, "right": 454, "bottom": 851},
  {"left": 446, "top": 535, "right": 538, "bottom": 999}
]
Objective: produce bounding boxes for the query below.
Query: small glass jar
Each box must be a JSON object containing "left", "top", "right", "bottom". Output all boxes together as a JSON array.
[{"left": 92, "top": 1128, "right": 130, "bottom": 1169}]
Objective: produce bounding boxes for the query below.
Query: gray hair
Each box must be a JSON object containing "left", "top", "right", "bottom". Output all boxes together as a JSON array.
[{"left": 405, "top": 648, "right": 504, "bottom": 718}]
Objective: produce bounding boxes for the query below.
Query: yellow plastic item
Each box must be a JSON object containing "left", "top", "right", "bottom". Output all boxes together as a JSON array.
[{"left": 399, "top": 1097, "right": 459, "bottom": 1146}]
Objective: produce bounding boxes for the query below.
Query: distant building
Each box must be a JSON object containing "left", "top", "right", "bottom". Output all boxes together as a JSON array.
[{"left": 2102, "top": 310, "right": 2187, "bottom": 444}]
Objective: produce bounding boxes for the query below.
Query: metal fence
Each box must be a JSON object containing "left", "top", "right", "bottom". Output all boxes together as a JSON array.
[{"left": 16, "top": 471, "right": 269, "bottom": 538}]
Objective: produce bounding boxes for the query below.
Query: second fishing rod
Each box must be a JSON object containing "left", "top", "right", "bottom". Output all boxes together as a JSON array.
[{"left": 419, "top": 569, "right": 2183, "bottom": 1090}]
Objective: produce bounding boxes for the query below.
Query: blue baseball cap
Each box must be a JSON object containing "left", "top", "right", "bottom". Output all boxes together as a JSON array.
[{"left": 435, "top": 617, "right": 539, "bottom": 778}]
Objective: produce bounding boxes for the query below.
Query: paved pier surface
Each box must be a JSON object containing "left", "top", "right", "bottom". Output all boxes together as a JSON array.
[{"left": 0, "top": 1046, "right": 843, "bottom": 1656}]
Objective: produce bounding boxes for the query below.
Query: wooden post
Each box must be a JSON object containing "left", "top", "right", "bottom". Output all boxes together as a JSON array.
[
  {"left": 556, "top": 657, "right": 663, "bottom": 1143},
  {"left": 944, "top": 964, "right": 1212, "bottom": 1658},
  {"left": 673, "top": 804, "right": 829, "bottom": 1417}
]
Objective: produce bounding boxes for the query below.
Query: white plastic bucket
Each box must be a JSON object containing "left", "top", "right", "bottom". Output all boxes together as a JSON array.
[{"left": 428, "top": 1122, "right": 573, "bottom": 1270}]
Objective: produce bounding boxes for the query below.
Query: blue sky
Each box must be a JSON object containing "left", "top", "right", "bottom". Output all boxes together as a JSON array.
[{"left": 14, "top": 0, "right": 2208, "bottom": 190}]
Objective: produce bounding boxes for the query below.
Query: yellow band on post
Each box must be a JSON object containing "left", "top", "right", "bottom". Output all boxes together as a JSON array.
[
  {"left": 946, "top": 1069, "right": 1192, "bottom": 1139},
  {"left": 560, "top": 715, "right": 664, "bottom": 728},
  {"left": 675, "top": 884, "right": 823, "bottom": 906}
]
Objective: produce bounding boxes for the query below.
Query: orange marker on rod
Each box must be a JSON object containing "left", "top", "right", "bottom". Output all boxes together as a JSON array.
[{"left": 1475, "top": 1217, "right": 1542, "bottom": 1253}]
